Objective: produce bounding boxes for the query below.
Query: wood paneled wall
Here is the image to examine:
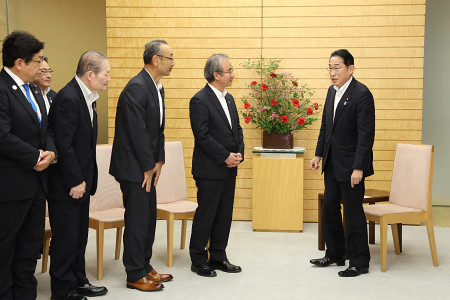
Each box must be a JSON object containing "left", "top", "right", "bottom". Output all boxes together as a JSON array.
[{"left": 106, "top": 0, "right": 426, "bottom": 222}]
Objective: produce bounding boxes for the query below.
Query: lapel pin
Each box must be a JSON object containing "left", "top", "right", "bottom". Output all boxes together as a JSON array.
[
  {"left": 344, "top": 97, "right": 350, "bottom": 105},
  {"left": 12, "top": 85, "right": 17, "bottom": 90}
]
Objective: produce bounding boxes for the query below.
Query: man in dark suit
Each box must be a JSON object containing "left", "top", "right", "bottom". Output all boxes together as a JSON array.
[
  {"left": 48, "top": 51, "right": 110, "bottom": 300},
  {"left": 310, "top": 49, "right": 375, "bottom": 277},
  {"left": 32, "top": 56, "right": 57, "bottom": 113},
  {"left": 189, "top": 54, "right": 245, "bottom": 277},
  {"left": 110, "top": 40, "right": 174, "bottom": 292},
  {"left": 0, "top": 31, "right": 56, "bottom": 300}
]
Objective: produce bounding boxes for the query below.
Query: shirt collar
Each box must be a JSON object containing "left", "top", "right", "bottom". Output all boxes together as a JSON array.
[
  {"left": 75, "top": 76, "right": 99, "bottom": 104},
  {"left": 42, "top": 87, "right": 50, "bottom": 95},
  {"left": 208, "top": 83, "right": 227, "bottom": 99},
  {"left": 333, "top": 76, "right": 353, "bottom": 93},
  {"left": 4, "top": 67, "right": 26, "bottom": 87},
  {"left": 144, "top": 68, "right": 163, "bottom": 91}
]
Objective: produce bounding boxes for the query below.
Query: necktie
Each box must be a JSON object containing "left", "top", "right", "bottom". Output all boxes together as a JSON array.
[{"left": 22, "top": 84, "right": 41, "bottom": 125}]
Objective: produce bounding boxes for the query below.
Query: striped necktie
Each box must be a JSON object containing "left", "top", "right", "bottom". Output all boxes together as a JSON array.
[{"left": 22, "top": 84, "right": 41, "bottom": 125}]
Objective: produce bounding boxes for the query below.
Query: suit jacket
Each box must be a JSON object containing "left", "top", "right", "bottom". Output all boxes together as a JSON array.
[
  {"left": 315, "top": 77, "right": 375, "bottom": 181},
  {"left": 48, "top": 77, "right": 98, "bottom": 202},
  {"left": 110, "top": 68, "right": 165, "bottom": 183},
  {"left": 29, "top": 82, "right": 57, "bottom": 113},
  {"left": 0, "top": 68, "right": 56, "bottom": 201},
  {"left": 190, "top": 84, "right": 245, "bottom": 180}
]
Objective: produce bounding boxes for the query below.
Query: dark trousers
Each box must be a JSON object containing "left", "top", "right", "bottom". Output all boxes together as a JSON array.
[
  {"left": 120, "top": 179, "right": 157, "bottom": 283},
  {"left": 322, "top": 168, "right": 370, "bottom": 267},
  {"left": 48, "top": 197, "right": 90, "bottom": 296},
  {"left": 0, "top": 185, "right": 45, "bottom": 300},
  {"left": 189, "top": 172, "right": 236, "bottom": 265}
]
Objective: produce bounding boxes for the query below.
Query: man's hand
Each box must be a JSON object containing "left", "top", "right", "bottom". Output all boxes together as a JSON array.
[
  {"left": 351, "top": 169, "right": 363, "bottom": 188},
  {"left": 142, "top": 162, "right": 163, "bottom": 192},
  {"left": 69, "top": 181, "right": 86, "bottom": 199},
  {"left": 310, "top": 156, "right": 321, "bottom": 170},
  {"left": 33, "top": 150, "right": 56, "bottom": 171},
  {"left": 225, "top": 152, "right": 243, "bottom": 168}
]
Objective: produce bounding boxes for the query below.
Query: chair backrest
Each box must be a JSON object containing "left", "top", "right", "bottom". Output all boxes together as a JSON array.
[
  {"left": 389, "top": 143, "right": 434, "bottom": 211},
  {"left": 156, "top": 141, "right": 188, "bottom": 204},
  {"left": 89, "top": 144, "right": 124, "bottom": 212}
]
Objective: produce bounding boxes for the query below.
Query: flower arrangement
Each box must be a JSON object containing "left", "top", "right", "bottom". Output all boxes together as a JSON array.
[{"left": 241, "top": 57, "right": 320, "bottom": 134}]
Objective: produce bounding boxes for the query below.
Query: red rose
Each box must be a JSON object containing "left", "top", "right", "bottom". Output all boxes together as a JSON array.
[
  {"left": 261, "top": 84, "right": 268, "bottom": 90},
  {"left": 245, "top": 116, "right": 251, "bottom": 124},
  {"left": 251, "top": 81, "right": 257, "bottom": 85},
  {"left": 292, "top": 99, "right": 299, "bottom": 106},
  {"left": 244, "top": 102, "right": 251, "bottom": 109},
  {"left": 281, "top": 116, "right": 288, "bottom": 123},
  {"left": 270, "top": 73, "right": 277, "bottom": 78},
  {"left": 306, "top": 107, "right": 313, "bottom": 115},
  {"left": 270, "top": 99, "right": 279, "bottom": 106},
  {"left": 297, "top": 117, "right": 305, "bottom": 125},
  {"left": 292, "top": 81, "right": 298, "bottom": 87},
  {"left": 314, "top": 102, "right": 319, "bottom": 110}
]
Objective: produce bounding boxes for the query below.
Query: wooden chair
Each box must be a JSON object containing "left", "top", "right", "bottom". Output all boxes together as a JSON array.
[
  {"left": 364, "top": 143, "right": 438, "bottom": 272},
  {"left": 156, "top": 141, "right": 198, "bottom": 267},
  {"left": 88, "top": 144, "right": 125, "bottom": 280}
]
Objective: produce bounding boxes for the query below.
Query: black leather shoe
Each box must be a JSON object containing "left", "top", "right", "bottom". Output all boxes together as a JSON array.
[
  {"left": 210, "top": 260, "right": 242, "bottom": 273},
  {"left": 310, "top": 256, "right": 346, "bottom": 267},
  {"left": 191, "top": 262, "right": 217, "bottom": 277},
  {"left": 338, "top": 266, "right": 369, "bottom": 277},
  {"left": 51, "top": 292, "right": 87, "bottom": 300},
  {"left": 77, "top": 283, "right": 108, "bottom": 297}
]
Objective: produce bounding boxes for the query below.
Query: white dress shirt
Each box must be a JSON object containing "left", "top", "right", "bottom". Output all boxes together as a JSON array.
[
  {"left": 41, "top": 87, "right": 51, "bottom": 114},
  {"left": 145, "top": 69, "right": 164, "bottom": 126},
  {"left": 208, "top": 83, "right": 232, "bottom": 129},
  {"left": 333, "top": 76, "right": 353, "bottom": 122},
  {"left": 75, "top": 76, "right": 99, "bottom": 126}
]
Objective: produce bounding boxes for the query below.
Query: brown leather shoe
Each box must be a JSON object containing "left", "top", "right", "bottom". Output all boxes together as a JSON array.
[
  {"left": 126, "top": 277, "right": 164, "bottom": 292},
  {"left": 147, "top": 269, "right": 173, "bottom": 282}
]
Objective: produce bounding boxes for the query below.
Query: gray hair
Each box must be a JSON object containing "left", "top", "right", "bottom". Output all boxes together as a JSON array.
[
  {"left": 76, "top": 50, "right": 108, "bottom": 77},
  {"left": 143, "top": 39, "right": 168, "bottom": 64},
  {"left": 204, "top": 53, "right": 229, "bottom": 83}
]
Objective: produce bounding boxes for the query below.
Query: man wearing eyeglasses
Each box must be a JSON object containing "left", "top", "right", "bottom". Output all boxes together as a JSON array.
[
  {"left": 32, "top": 57, "right": 57, "bottom": 113},
  {"left": 310, "top": 49, "right": 375, "bottom": 277},
  {"left": 189, "top": 54, "right": 244, "bottom": 277},
  {"left": 110, "top": 39, "right": 174, "bottom": 292},
  {"left": 0, "top": 31, "right": 56, "bottom": 299}
]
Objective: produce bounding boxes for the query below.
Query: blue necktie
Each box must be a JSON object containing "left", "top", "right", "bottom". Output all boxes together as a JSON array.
[{"left": 22, "top": 84, "right": 41, "bottom": 125}]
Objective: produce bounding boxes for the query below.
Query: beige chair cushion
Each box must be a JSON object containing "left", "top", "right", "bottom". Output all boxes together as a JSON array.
[
  {"left": 158, "top": 200, "right": 198, "bottom": 214},
  {"left": 156, "top": 141, "right": 189, "bottom": 204},
  {"left": 389, "top": 143, "right": 432, "bottom": 211},
  {"left": 89, "top": 207, "right": 125, "bottom": 222},
  {"left": 364, "top": 203, "right": 421, "bottom": 216},
  {"left": 90, "top": 144, "right": 123, "bottom": 212}
]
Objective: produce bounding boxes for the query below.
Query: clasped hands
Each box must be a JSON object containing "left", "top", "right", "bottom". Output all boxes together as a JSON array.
[
  {"left": 33, "top": 149, "right": 56, "bottom": 172},
  {"left": 225, "top": 152, "right": 242, "bottom": 168}
]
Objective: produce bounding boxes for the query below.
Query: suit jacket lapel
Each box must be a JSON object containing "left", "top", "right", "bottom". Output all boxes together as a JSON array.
[
  {"left": 70, "top": 78, "right": 93, "bottom": 131},
  {"left": 333, "top": 78, "right": 356, "bottom": 127},
  {"left": 141, "top": 69, "right": 162, "bottom": 129},
  {"left": 0, "top": 69, "right": 41, "bottom": 128},
  {"left": 326, "top": 87, "right": 335, "bottom": 128},
  {"left": 225, "top": 94, "right": 239, "bottom": 139},
  {"left": 205, "top": 84, "right": 232, "bottom": 131}
]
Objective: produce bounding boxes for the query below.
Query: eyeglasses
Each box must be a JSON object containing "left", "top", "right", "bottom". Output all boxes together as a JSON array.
[
  {"left": 220, "top": 67, "right": 234, "bottom": 74},
  {"left": 156, "top": 55, "right": 175, "bottom": 61},
  {"left": 33, "top": 57, "right": 45, "bottom": 64},
  {"left": 39, "top": 69, "right": 54, "bottom": 75},
  {"left": 327, "top": 66, "right": 345, "bottom": 73}
]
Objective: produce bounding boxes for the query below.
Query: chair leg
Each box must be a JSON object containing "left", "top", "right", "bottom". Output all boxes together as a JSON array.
[
  {"left": 380, "top": 217, "right": 388, "bottom": 272},
  {"left": 166, "top": 214, "right": 174, "bottom": 267},
  {"left": 425, "top": 219, "right": 439, "bottom": 267},
  {"left": 96, "top": 223, "right": 104, "bottom": 280},
  {"left": 180, "top": 219, "right": 187, "bottom": 249},
  {"left": 369, "top": 221, "right": 376, "bottom": 244},
  {"left": 115, "top": 227, "right": 123, "bottom": 260},
  {"left": 391, "top": 223, "right": 400, "bottom": 255},
  {"left": 42, "top": 234, "right": 51, "bottom": 273}
]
